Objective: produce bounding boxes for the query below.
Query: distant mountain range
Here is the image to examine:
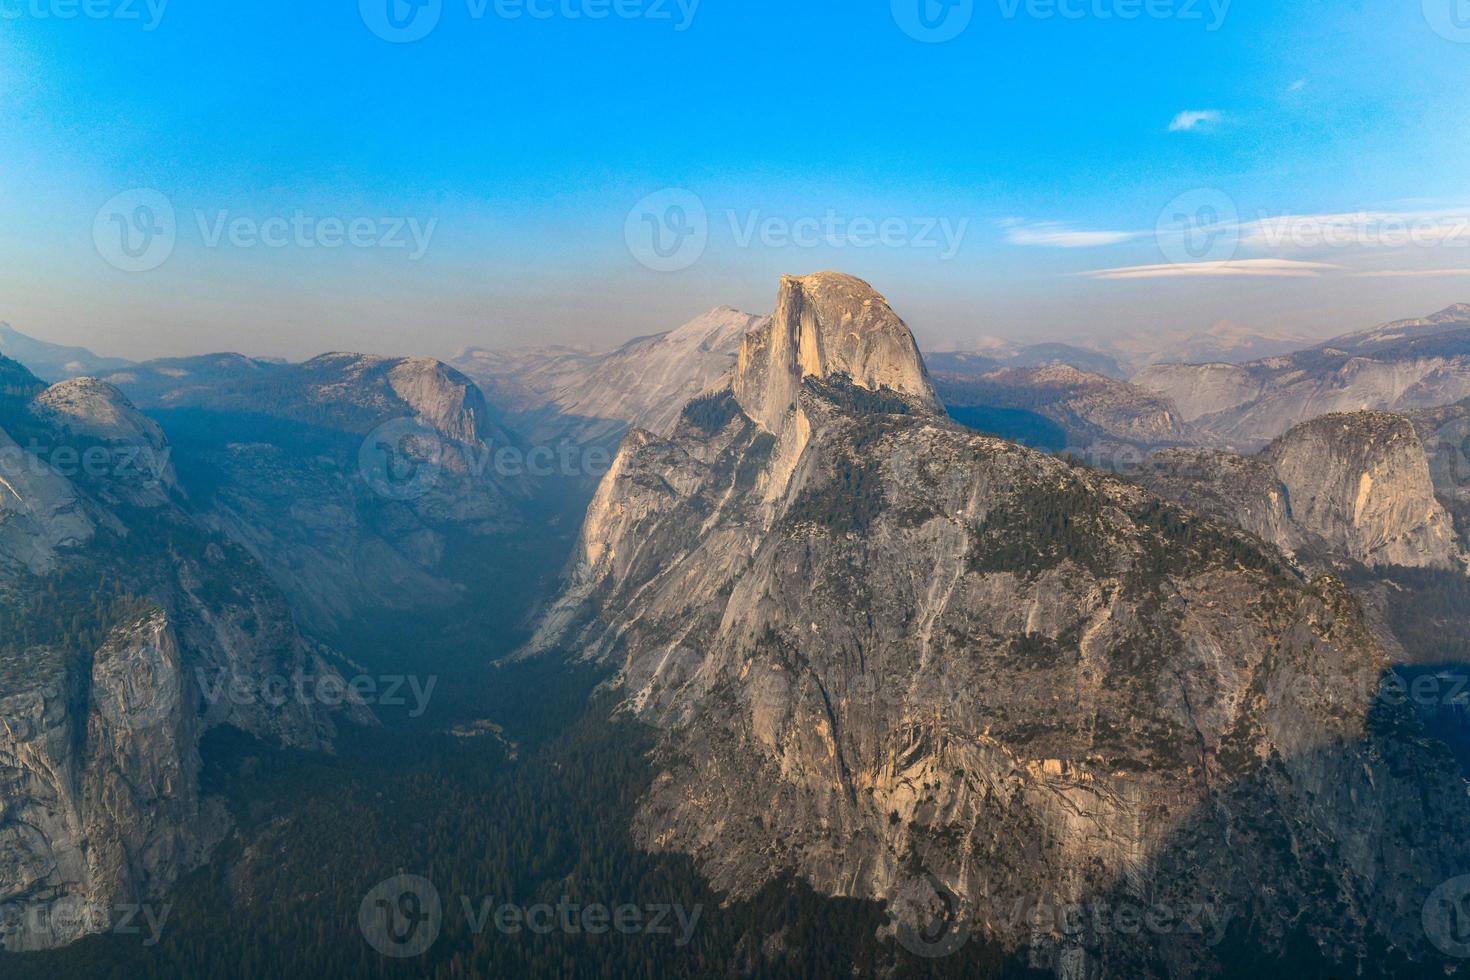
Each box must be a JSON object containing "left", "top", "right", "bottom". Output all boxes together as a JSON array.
[
  {"left": 1134, "top": 303, "right": 1470, "bottom": 447},
  {"left": 0, "top": 322, "right": 133, "bottom": 382}
]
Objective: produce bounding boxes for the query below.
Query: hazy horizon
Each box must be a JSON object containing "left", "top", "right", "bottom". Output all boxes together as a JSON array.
[{"left": 4, "top": 3, "right": 1469, "bottom": 363}]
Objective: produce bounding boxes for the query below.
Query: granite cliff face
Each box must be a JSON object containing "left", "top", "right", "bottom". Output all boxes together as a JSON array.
[
  {"left": 1133, "top": 304, "right": 1470, "bottom": 447},
  {"left": 732, "top": 273, "right": 939, "bottom": 432},
  {"left": 528, "top": 275, "right": 1470, "bottom": 975},
  {"left": 0, "top": 356, "right": 363, "bottom": 950},
  {"left": 1140, "top": 412, "right": 1463, "bottom": 571}
]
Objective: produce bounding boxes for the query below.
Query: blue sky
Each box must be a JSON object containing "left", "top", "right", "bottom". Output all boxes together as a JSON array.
[{"left": 2, "top": 0, "right": 1469, "bottom": 360}]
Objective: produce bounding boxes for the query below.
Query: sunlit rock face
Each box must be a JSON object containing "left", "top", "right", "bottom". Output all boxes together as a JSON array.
[
  {"left": 1140, "top": 411, "right": 1464, "bottom": 571},
  {"left": 1265, "top": 412, "right": 1460, "bottom": 569},
  {"left": 529, "top": 274, "right": 1470, "bottom": 976},
  {"left": 733, "top": 271, "right": 939, "bottom": 433}
]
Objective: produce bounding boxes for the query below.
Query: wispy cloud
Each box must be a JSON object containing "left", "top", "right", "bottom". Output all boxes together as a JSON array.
[
  {"left": 1168, "top": 110, "right": 1222, "bottom": 133},
  {"left": 1241, "top": 209, "right": 1470, "bottom": 249},
  {"left": 1351, "top": 268, "right": 1470, "bottom": 278},
  {"left": 1287, "top": 79, "right": 1307, "bottom": 93},
  {"left": 1082, "top": 259, "right": 1338, "bottom": 281},
  {"left": 1001, "top": 219, "right": 1137, "bottom": 248}
]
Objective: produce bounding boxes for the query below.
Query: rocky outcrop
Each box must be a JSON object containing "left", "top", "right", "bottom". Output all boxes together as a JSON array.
[
  {"left": 28, "top": 379, "right": 178, "bottom": 506},
  {"left": 0, "top": 429, "right": 94, "bottom": 576},
  {"left": 1132, "top": 304, "right": 1470, "bottom": 447},
  {"left": 0, "top": 368, "right": 365, "bottom": 950},
  {"left": 1265, "top": 413, "right": 1460, "bottom": 569},
  {"left": 527, "top": 274, "right": 1470, "bottom": 975},
  {"left": 733, "top": 272, "right": 938, "bottom": 432},
  {"left": 1139, "top": 412, "right": 1463, "bottom": 571}
]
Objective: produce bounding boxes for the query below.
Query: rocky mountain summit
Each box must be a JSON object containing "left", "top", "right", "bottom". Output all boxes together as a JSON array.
[
  {"left": 731, "top": 272, "right": 939, "bottom": 431},
  {"left": 1139, "top": 412, "right": 1464, "bottom": 572},
  {"left": 527, "top": 274, "right": 1470, "bottom": 976},
  {"left": 1133, "top": 303, "right": 1470, "bottom": 447},
  {"left": 0, "top": 355, "right": 364, "bottom": 950},
  {"left": 99, "top": 352, "right": 529, "bottom": 634}
]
